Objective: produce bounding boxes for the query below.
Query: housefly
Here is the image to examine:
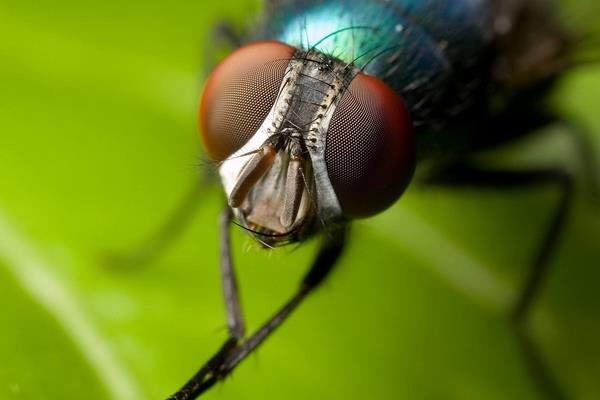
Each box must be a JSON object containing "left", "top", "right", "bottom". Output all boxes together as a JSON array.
[{"left": 160, "top": 0, "right": 597, "bottom": 398}]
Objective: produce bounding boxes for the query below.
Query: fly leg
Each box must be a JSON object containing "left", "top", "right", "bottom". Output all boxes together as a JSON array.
[
  {"left": 200, "top": 20, "right": 244, "bottom": 78},
  {"left": 107, "top": 156, "right": 219, "bottom": 269},
  {"left": 426, "top": 163, "right": 573, "bottom": 400},
  {"left": 218, "top": 224, "right": 348, "bottom": 376},
  {"left": 166, "top": 208, "right": 245, "bottom": 399},
  {"left": 212, "top": 21, "right": 244, "bottom": 48},
  {"left": 109, "top": 20, "right": 245, "bottom": 269},
  {"left": 167, "top": 208, "right": 347, "bottom": 400},
  {"left": 560, "top": 120, "right": 600, "bottom": 202},
  {"left": 107, "top": 178, "right": 208, "bottom": 268}
]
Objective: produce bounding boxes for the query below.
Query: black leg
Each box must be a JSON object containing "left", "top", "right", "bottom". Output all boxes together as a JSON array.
[
  {"left": 427, "top": 163, "right": 573, "bottom": 399},
  {"left": 213, "top": 21, "right": 244, "bottom": 48},
  {"left": 107, "top": 152, "right": 219, "bottom": 269},
  {"left": 219, "top": 208, "right": 245, "bottom": 339},
  {"left": 510, "top": 170, "right": 572, "bottom": 400},
  {"left": 558, "top": 120, "right": 600, "bottom": 203},
  {"left": 200, "top": 20, "right": 245, "bottom": 79},
  {"left": 167, "top": 208, "right": 348, "bottom": 400},
  {"left": 221, "top": 225, "right": 347, "bottom": 374},
  {"left": 107, "top": 179, "right": 206, "bottom": 269}
]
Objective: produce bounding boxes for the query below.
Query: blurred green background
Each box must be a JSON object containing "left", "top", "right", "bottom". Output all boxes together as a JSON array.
[{"left": 1, "top": 1, "right": 599, "bottom": 399}]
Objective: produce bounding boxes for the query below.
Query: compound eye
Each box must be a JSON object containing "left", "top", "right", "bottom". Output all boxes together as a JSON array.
[
  {"left": 325, "top": 73, "right": 415, "bottom": 218},
  {"left": 200, "top": 41, "right": 296, "bottom": 161}
]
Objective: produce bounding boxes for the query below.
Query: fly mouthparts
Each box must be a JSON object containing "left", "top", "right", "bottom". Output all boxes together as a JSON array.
[
  {"left": 227, "top": 136, "right": 312, "bottom": 237},
  {"left": 228, "top": 141, "right": 277, "bottom": 208},
  {"left": 280, "top": 148, "right": 306, "bottom": 229}
]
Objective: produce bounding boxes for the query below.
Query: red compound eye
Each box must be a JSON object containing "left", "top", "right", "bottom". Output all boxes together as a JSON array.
[
  {"left": 325, "top": 73, "right": 415, "bottom": 218},
  {"left": 200, "top": 41, "right": 296, "bottom": 161}
]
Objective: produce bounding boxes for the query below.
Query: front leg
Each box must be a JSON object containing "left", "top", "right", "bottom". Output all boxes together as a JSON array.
[
  {"left": 427, "top": 163, "right": 573, "bottom": 399},
  {"left": 219, "top": 208, "right": 245, "bottom": 339},
  {"left": 167, "top": 208, "right": 348, "bottom": 400},
  {"left": 167, "top": 208, "right": 246, "bottom": 399}
]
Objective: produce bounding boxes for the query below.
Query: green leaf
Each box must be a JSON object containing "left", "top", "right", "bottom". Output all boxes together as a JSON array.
[{"left": 0, "top": 1, "right": 599, "bottom": 399}]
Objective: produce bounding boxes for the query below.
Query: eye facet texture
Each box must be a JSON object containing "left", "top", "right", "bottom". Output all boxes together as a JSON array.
[
  {"left": 200, "top": 41, "right": 295, "bottom": 161},
  {"left": 325, "top": 73, "right": 415, "bottom": 218}
]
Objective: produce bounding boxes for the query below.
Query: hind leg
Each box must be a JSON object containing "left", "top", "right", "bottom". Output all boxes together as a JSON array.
[{"left": 426, "top": 163, "right": 573, "bottom": 399}]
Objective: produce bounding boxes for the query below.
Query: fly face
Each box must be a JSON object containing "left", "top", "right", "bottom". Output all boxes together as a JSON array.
[{"left": 200, "top": 40, "right": 416, "bottom": 246}]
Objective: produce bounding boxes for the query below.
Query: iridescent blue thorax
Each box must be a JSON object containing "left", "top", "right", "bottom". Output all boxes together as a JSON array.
[{"left": 254, "top": 0, "right": 495, "bottom": 128}]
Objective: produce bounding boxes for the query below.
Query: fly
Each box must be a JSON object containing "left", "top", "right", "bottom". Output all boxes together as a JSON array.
[{"left": 149, "top": 0, "right": 599, "bottom": 399}]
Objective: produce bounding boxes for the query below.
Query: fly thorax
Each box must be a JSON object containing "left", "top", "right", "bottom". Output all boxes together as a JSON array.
[{"left": 218, "top": 49, "right": 359, "bottom": 244}]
